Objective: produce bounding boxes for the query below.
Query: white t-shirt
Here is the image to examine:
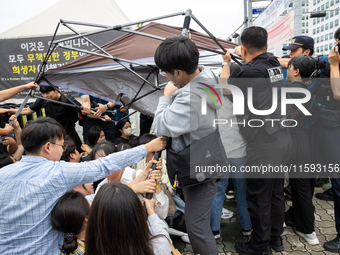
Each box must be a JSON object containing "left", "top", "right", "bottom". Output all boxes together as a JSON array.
[{"left": 86, "top": 167, "right": 169, "bottom": 220}]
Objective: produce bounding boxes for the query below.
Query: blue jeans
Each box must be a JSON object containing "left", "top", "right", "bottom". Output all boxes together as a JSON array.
[
  {"left": 211, "top": 157, "right": 251, "bottom": 232},
  {"left": 173, "top": 194, "right": 185, "bottom": 215}
]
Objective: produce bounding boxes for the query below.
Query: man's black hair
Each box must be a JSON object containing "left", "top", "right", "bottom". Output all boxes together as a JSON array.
[
  {"left": 39, "top": 85, "right": 57, "bottom": 94},
  {"left": 61, "top": 135, "right": 77, "bottom": 162},
  {"left": 21, "top": 116, "right": 66, "bottom": 154},
  {"left": 335, "top": 28, "right": 340, "bottom": 41},
  {"left": 154, "top": 35, "right": 199, "bottom": 75},
  {"left": 241, "top": 26, "right": 267, "bottom": 54}
]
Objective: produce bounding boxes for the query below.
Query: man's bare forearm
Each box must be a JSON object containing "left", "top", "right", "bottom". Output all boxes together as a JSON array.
[{"left": 330, "top": 64, "right": 340, "bottom": 101}]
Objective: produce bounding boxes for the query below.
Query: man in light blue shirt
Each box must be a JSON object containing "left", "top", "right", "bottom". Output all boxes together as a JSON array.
[{"left": 0, "top": 116, "right": 166, "bottom": 255}]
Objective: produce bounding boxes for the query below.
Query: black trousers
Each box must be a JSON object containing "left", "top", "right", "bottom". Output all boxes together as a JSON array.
[
  {"left": 139, "top": 113, "right": 153, "bottom": 136},
  {"left": 246, "top": 129, "right": 292, "bottom": 251},
  {"left": 288, "top": 132, "right": 315, "bottom": 234}
]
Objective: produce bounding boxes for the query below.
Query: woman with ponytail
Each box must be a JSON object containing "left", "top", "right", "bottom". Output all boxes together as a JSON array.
[{"left": 51, "top": 192, "right": 90, "bottom": 255}]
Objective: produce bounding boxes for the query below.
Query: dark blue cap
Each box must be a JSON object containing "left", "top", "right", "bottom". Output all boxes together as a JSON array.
[{"left": 282, "top": 36, "right": 314, "bottom": 50}]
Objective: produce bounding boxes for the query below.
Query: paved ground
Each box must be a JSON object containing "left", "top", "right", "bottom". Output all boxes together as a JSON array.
[{"left": 172, "top": 186, "right": 338, "bottom": 255}]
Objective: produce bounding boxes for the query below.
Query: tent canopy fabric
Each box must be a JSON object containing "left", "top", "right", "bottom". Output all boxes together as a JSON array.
[
  {"left": 0, "top": 0, "right": 131, "bottom": 39},
  {"left": 52, "top": 22, "right": 238, "bottom": 70},
  {"left": 41, "top": 22, "right": 238, "bottom": 116}
]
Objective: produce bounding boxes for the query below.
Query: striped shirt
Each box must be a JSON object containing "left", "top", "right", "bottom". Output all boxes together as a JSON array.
[{"left": 0, "top": 145, "right": 146, "bottom": 255}]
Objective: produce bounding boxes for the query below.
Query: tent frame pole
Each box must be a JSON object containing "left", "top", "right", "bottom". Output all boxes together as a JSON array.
[
  {"left": 62, "top": 23, "right": 112, "bottom": 58},
  {"left": 33, "top": 9, "right": 240, "bottom": 120},
  {"left": 54, "top": 11, "right": 186, "bottom": 45},
  {"left": 115, "top": 68, "right": 159, "bottom": 122}
]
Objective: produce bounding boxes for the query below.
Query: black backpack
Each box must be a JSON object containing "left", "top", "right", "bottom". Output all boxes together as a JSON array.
[{"left": 311, "top": 62, "right": 340, "bottom": 127}]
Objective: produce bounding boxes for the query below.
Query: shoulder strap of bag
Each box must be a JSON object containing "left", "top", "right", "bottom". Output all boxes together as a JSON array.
[{"left": 168, "top": 240, "right": 181, "bottom": 255}]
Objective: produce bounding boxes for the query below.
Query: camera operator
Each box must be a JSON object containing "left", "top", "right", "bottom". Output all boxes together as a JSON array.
[{"left": 317, "top": 32, "right": 340, "bottom": 253}]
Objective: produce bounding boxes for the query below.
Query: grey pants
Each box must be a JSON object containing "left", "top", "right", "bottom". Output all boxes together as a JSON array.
[{"left": 182, "top": 180, "right": 219, "bottom": 255}]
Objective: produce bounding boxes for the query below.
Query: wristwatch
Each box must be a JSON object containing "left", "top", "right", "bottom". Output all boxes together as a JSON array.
[
  {"left": 106, "top": 103, "right": 110, "bottom": 110},
  {"left": 222, "top": 62, "right": 232, "bottom": 66}
]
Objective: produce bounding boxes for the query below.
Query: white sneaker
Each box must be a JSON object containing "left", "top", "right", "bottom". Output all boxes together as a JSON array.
[
  {"left": 225, "top": 190, "right": 235, "bottom": 200},
  {"left": 296, "top": 231, "right": 319, "bottom": 245},
  {"left": 242, "top": 228, "right": 253, "bottom": 236},
  {"left": 214, "top": 233, "right": 221, "bottom": 239},
  {"left": 221, "top": 208, "right": 234, "bottom": 219},
  {"left": 181, "top": 234, "right": 190, "bottom": 243}
]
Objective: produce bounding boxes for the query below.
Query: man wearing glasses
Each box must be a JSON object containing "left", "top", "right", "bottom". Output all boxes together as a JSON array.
[{"left": 0, "top": 116, "right": 166, "bottom": 255}]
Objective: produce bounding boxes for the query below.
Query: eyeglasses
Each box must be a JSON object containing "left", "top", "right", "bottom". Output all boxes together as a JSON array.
[{"left": 50, "top": 142, "right": 68, "bottom": 151}]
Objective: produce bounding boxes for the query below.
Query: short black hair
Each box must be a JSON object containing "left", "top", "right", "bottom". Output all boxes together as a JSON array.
[
  {"left": 91, "top": 141, "right": 117, "bottom": 160},
  {"left": 61, "top": 135, "right": 77, "bottom": 162},
  {"left": 154, "top": 35, "right": 199, "bottom": 75},
  {"left": 138, "top": 133, "right": 157, "bottom": 145},
  {"left": 86, "top": 125, "right": 103, "bottom": 148},
  {"left": 116, "top": 143, "right": 131, "bottom": 152},
  {"left": 241, "top": 26, "right": 267, "bottom": 54},
  {"left": 288, "top": 55, "right": 326, "bottom": 79},
  {"left": 335, "top": 28, "right": 340, "bottom": 41},
  {"left": 21, "top": 117, "right": 66, "bottom": 154},
  {"left": 128, "top": 136, "right": 140, "bottom": 148},
  {"left": 39, "top": 85, "right": 57, "bottom": 94}
]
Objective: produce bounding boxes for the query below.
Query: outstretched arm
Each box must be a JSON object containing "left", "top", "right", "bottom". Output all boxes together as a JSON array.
[
  {"left": 0, "top": 124, "right": 14, "bottom": 136},
  {"left": 0, "top": 107, "right": 35, "bottom": 116},
  {"left": 329, "top": 45, "right": 340, "bottom": 101},
  {"left": 277, "top": 58, "right": 290, "bottom": 69},
  {"left": 0, "top": 82, "right": 38, "bottom": 102}
]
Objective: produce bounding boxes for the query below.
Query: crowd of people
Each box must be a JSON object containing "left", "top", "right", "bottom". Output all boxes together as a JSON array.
[{"left": 0, "top": 25, "right": 340, "bottom": 255}]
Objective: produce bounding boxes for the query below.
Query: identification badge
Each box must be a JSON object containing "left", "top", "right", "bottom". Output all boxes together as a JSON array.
[{"left": 267, "top": 67, "right": 284, "bottom": 83}]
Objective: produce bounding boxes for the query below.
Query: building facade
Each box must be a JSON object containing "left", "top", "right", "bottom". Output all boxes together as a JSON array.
[{"left": 311, "top": 0, "right": 340, "bottom": 55}]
